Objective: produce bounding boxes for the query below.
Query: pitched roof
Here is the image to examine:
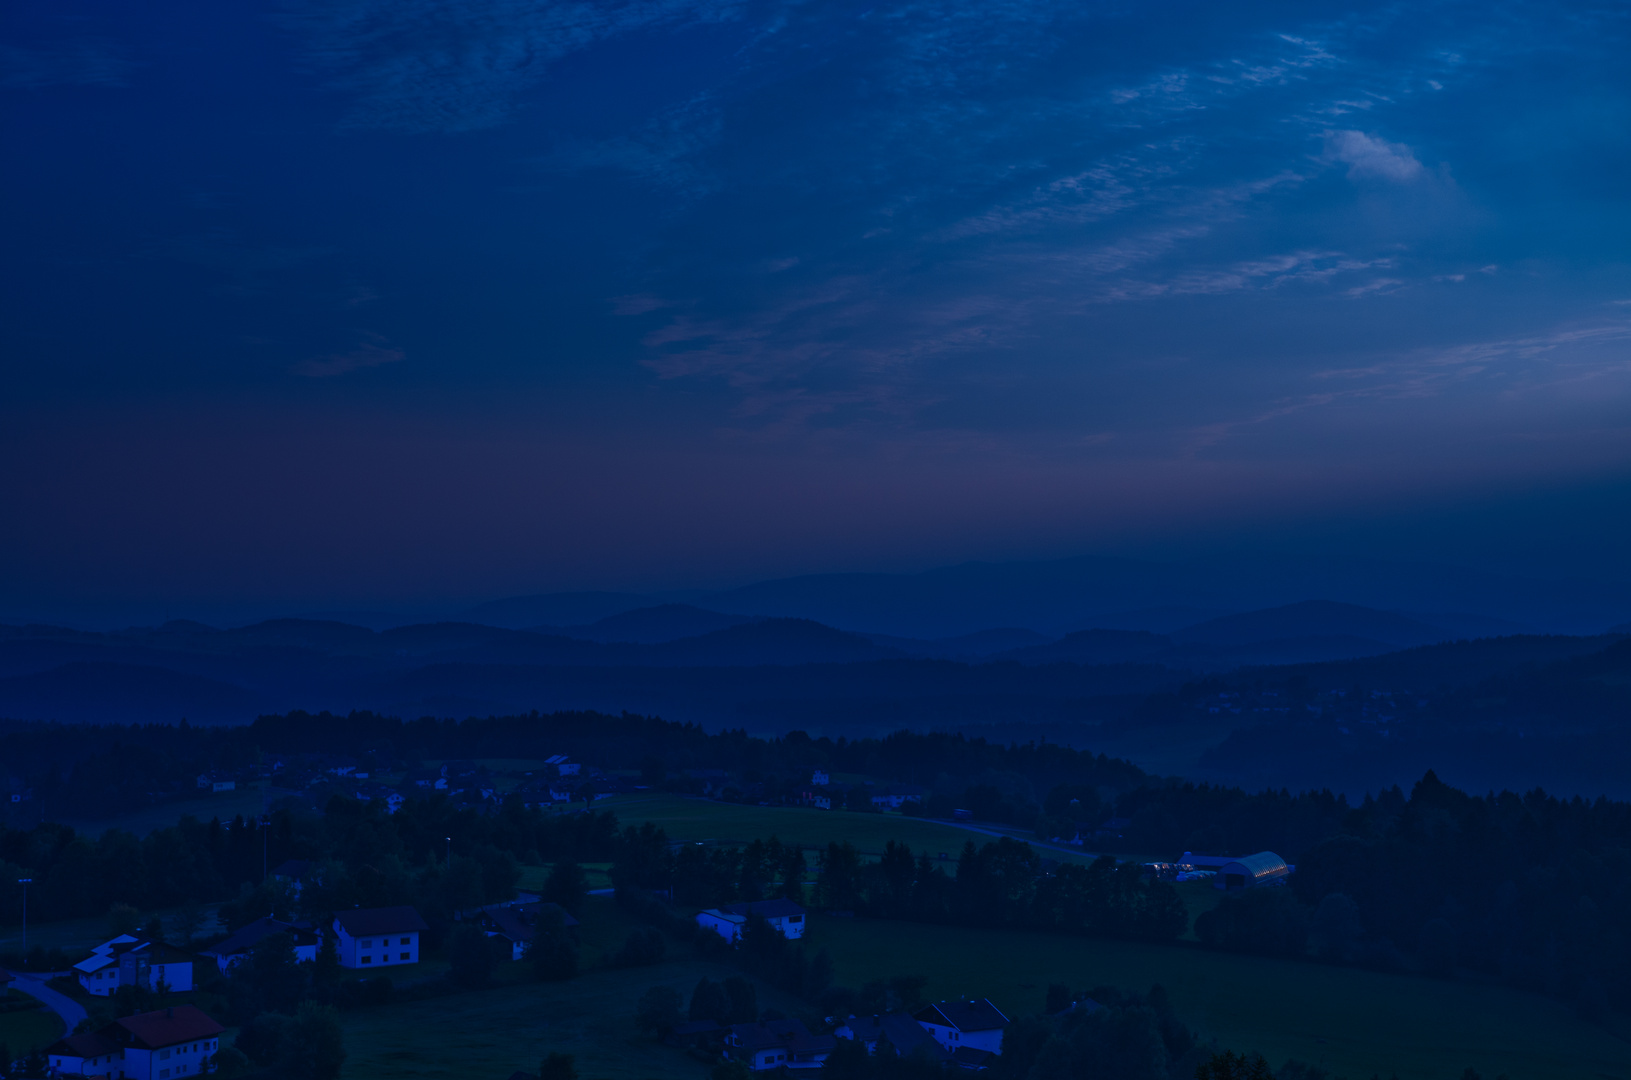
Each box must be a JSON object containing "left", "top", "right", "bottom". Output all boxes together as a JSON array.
[
  {"left": 334, "top": 905, "right": 428, "bottom": 937},
  {"left": 202, "top": 916, "right": 319, "bottom": 959},
  {"left": 720, "top": 898, "right": 806, "bottom": 919},
  {"left": 914, "top": 999, "right": 1009, "bottom": 1033},
  {"left": 728, "top": 1019, "right": 835, "bottom": 1055},
  {"left": 839, "top": 1013, "right": 946, "bottom": 1060},
  {"left": 479, "top": 901, "right": 579, "bottom": 942},
  {"left": 114, "top": 1005, "right": 225, "bottom": 1049},
  {"left": 46, "top": 1031, "right": 122, "bottom": 1059}
]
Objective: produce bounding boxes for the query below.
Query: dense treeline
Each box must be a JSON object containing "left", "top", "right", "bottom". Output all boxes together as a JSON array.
[
  {"left": 0, "top": 794, "right": 619, "bottom": 931},
  {"left": 1192, "top": 772, "right": 1631, "bottom": 1019}
]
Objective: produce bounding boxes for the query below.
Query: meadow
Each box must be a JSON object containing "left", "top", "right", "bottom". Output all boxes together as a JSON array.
[
  {"left": 0, "top": 989, "right": 63, "bottom": 1056},
  {"left": 593, "top": 793, "right": 1102, "bottom": 864},
  {"left": 805, "top": 913, "right": 1631, "bottom": 1080}
]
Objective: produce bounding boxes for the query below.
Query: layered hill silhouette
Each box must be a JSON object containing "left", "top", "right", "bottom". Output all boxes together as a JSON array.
[{"left": 0, "top": 598, "right": 1622, "bottom": 733}]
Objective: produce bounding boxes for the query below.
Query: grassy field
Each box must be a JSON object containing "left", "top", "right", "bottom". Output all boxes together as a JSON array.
[
  {"left": 595, "top": 794, "right": 1101, "bottom": 865},
  {"left": 341, "top": 893, "right": 804, "bottom": 1080},
  {"left": 805, "top": 914, "right": 1631, "bottom": 1080},
  {"left": 0, "top": 990, "right": 64, "bottom": 1054},
  {"left": 60, "top": 785, "right": 271, "bottom": 837}
]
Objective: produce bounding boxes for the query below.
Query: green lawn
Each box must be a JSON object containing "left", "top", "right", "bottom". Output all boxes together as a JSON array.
[
  {"left": 0, "top": 990, "right": 64, "bottom": 1054},
  {"left": 805, "top": 914, "right": 1631, "bottom": 1080},
  {"left": 60, "top": 785, "right": 272, "bottom": 837},
  {"left": 594, "top": 794, "right": 1100, "bottom": 865},
  {"left": 341, "top": 895, "right": 805, "bottom": 1080}
]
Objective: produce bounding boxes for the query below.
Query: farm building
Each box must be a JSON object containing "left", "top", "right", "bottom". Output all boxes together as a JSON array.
[
  {"left": 1215, "top": 851, "right": 1291, "bottom": 890},
  {"left": 696, "top": 898, "right": 807, "bottom": 941}
]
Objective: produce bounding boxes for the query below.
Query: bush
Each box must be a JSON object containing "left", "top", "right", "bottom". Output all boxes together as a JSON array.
[
  {"left": 1195, "top": 888, "right": 1309, "bottom": 958},
  {"left": 613, "top": 928, "right": 666, "bottom": 968},
  {"left": 449, "top": 924, "right": 498, "bottom": 989}
]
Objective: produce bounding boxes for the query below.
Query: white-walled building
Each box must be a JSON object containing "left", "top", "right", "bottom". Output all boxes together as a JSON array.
[
  {"left": 696, "top": 898, "right": 807, "bottom": 942},
  {"left": 47, "top": 1004, "right": 223, "bottom": 1080},
  {"left": 913, "top": 999, "right": 1009, "bottom": 1056},
  {"left": 74, "top": 936, "right": 195, "bottom": 997},
  {"left": 332, "top": 906, "right": 427, "bottom": 969}
]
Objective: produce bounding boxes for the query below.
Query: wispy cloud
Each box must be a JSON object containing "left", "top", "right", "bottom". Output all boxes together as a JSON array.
[
  {"left": 294, "top": 335, "right": 406, "bottom": 377},
  {"left": 0, "top": 41, "right": 135, "bottom": 89},
  {"left": 1324, "top": 129, "right": 1423, "bottom": 181}
]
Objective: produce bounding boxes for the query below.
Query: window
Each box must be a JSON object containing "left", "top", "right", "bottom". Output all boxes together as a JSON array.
[
  {"left": 401, "top": 952, "right": 410, "bottom": 960},
  {"left": 361, "top": 939, "right": 373, "bottom": 947},
  {"left": 788, "top": 915, "right": 803, "bottom": 923},
  {"left": 361, "top": 955, "right": 372, "bottom": 964},
  {"left": 161, "top": 1049, "right": 172, "bottom": 1059},
  {"left": 401, "top": 937, "right": 410, "bottom": 944}
]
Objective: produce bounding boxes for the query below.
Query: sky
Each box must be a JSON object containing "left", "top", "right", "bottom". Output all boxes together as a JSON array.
[{"left": 2, "top": 0, "right": 1630, "bottom": 620}]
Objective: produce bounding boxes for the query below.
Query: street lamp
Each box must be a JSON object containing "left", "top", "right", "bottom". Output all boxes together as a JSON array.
[
  {"left": 17, "top": 878, "right": 32, "bottom": 955},
  {"left": 445, "top": 837, "right": 452, "bottom": 868}
]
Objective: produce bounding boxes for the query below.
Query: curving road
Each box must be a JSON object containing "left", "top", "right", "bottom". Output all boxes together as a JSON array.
[{"left": 4, "top": 970, "right": 87, "bottom": 1035}]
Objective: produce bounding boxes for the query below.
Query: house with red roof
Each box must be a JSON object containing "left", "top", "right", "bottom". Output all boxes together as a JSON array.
[{"left": 46, "top": 1004, "right": 224, "bottom": 1079}]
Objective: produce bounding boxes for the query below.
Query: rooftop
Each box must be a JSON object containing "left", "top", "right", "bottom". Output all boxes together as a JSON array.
[
  {"left": 114, "top": 1005, "right": 225, "bottom": 1049},
  {"left": 334, "top": 905, "right": 428, "bottom": 937},
  {"left": 915, "top": 999, "right": 1009, "bottom": 1033}
]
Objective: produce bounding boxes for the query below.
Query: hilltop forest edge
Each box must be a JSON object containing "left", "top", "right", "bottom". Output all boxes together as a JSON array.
[{"left": 1, "top": 709, "right": 1628, "bottom": 1040}]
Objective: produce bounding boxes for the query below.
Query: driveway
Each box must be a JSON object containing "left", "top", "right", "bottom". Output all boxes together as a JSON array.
[{"left": 4, "top": 970, "right": 87, "bottom": 1033}]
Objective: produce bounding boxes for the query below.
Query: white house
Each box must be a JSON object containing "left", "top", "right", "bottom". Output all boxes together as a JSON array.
[
  {"left": 475, "top": 901, "right": 579, "bottom": 961},
  {"left": 74, "top": 937, "right": 195, "bottom": 997},
  {"left": 724, "top": 1019, "right": 835, "bottom": 1070},
  {"left": 913, "top": 999, "right": 1009, "bottom": 1056},
  {"left": 47, "top": 1004, "right": 223, "bottom": 1080},
  {"left": 811, "top": 769, "right": 829, "bottom": 786},
  {"left": 199, "top": 916, "right": 321, "bottom": 973},
  {"left": 332, "top": 906, "right": 427, "bottom": 969},
  {"left": 196, "top": 772, "right": 235, "bottom": 793},
  {"left": 696, "top": 898, "right": 807, "bottom": 942}
]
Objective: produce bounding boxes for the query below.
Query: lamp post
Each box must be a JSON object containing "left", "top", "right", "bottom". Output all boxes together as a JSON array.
[
  {"left": 18, "top": 878, "right": 32, "bottom": 955},
  {"left": 445, "top": 837, "right": 452, "bottom": 868}
]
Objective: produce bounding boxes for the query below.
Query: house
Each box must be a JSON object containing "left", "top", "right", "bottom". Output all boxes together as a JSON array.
[
  {"left": 475, "top": 901, "right": 579, "bottom": 961},
  {"left": 695, "top": 898, "right": 807, "bottom": 942},
  {"left": 1176, "top": 852, "right": 1234, "bottom": 873},
  {"left": 545, "top": 755, "right": 581, "bottom": 776},
  {"left": 332, "top": 906, "right": 427, "bottom": 968},
  {"left": 199, "top": 917, "right": 321, "bottom": 973},
  {"left": 74, "top": 937, "right": 195, "bottom": 997},
  {"left": 47, "top": 1004, "right": 224, "bottom": 1080},
  {"left": 811, "top": 769, "right": 829, "bottom": 786},
  {"left": 724, "top": 1019, "right": 835, "bottom": 1070},
  {"left": 354, "top": 785, "right": 406, "bottom": 813},
  {"left": 870, "top": 784, "right": 926, "bottom": 810},
  {"left": 1214, "top": 851, "right": 1291, "bottom": 890},
  {"left": 834, "top": 1012, "right": 948, "bottom": 1061},
  {"left": 270, "top": 859, "right": 311, "bottom": 895},
  {"left": 195, "top": 772, "right": 235, "bottom": 793},
  {"left": 913, "top": 999, "right": 1009, "bottom": 1056}
]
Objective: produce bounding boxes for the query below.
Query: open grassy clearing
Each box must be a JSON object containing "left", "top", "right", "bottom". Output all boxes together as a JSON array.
[
  {"left": 596, "top": 794, "right": 1102, "bottom": 865},
  {"left": 60, "top": 784, "right": 272, "bottom": 837},
  {"left": 0, "top": 989, "right": 64, "bottom": 1054},
  {"left": 804, "top": 914, "right": 1631, "bottom": 1080}
]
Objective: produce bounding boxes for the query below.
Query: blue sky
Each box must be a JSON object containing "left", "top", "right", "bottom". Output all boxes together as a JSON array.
[{"left": 2, "top": 0, "right": 1629, "bottom": 615}]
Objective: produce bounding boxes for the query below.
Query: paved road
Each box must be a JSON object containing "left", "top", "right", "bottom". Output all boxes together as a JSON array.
[{"left": 4, "top": 969, "right": 87, "bottom": 1033}]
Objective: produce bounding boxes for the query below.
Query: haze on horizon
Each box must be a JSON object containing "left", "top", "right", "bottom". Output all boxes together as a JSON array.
[{"left": 4, "top": 0, "right": 1630, "bottom": 623}]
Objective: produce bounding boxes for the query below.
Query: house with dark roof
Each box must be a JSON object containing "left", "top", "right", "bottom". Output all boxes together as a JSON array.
[
  {"left": 47, "top": 1004, "right": 224, "bottom": 1080},
  {"left": 834, "top": 1012, "right": 948, "bottom": 1061},
  {"left": 73, "top": 936, "right": 195, "bottom": 997},
  {"left": 332, "top": 906, "right": 427, "bottom": 969},
  {"left": 912, "top": 999, "right": 1009, "bottom": 1056},
  {"left": 724, "top": 1019, "right": 835, "bottom": 1070},
  {"left": 475, "top": 901, "right": 579, "bottom": 961},
  {"left": 199, "top": 916, "right": 321, "bottom": 973},
  {"left": 695, "top": 898, "right": 807, "bottom": 942}
]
